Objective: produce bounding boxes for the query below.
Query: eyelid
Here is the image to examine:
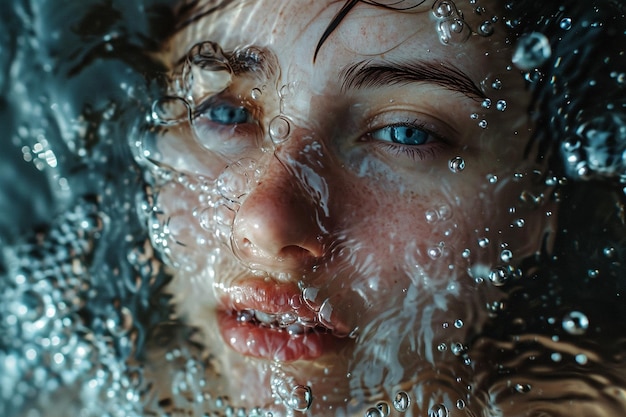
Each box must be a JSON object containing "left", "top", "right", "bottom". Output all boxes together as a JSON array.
[
  {"left": 364, "top": 111, "right": 457, "bottom": 146},
  {"left": 193, "top": 92, "right": 261, "bottom": 124}
]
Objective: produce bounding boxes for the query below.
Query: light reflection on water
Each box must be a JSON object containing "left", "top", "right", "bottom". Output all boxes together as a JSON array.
[{"left": 1, "top": 1, "right": 626, "bottom": 416}]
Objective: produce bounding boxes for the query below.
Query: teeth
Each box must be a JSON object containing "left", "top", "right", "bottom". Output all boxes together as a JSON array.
[{"left": 236, "top": 309, "right": 320, "bottom": 332}]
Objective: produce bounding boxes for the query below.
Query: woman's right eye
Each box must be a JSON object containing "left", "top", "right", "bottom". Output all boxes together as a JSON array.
[{"left": 199, "top": 102, "right": 252, "bottom": 125}]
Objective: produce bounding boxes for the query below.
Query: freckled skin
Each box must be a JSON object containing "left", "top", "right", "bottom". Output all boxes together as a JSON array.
[{"left": 150, "top": 1, "right": 557, "bottom": 415}]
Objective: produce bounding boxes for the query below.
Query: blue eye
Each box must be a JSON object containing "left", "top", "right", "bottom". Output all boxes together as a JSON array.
[
  {"left": 202, "top": 103, "right": 251, "bottom": 125},
  {"left": 371, "top": 125, "right": 430, "bottom": 145}
]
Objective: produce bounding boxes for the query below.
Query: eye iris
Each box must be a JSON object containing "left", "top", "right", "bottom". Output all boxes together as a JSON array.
[
  {"left": 390, "top": 126, "right": 428, "bottom": 145},
  {"left": 207, "top": 104, "right": 249, "bottom": 124}
]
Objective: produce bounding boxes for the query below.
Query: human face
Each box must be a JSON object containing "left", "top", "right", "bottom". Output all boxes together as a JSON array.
[{"left": 147, "top": 0, "right": 555, "bottom": 415}]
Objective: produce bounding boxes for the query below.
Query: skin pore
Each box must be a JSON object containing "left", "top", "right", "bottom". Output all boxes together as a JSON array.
[{"left": 146, "top": 0, "right": 556, "bottom": 415}]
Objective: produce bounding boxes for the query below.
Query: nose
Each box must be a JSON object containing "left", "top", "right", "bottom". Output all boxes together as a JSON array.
[{"left": 231, "top": 151, "right": 328, "bottom": 270}]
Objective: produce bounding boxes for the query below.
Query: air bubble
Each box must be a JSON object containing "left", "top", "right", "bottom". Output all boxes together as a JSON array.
[
  {"left": 496, "top": 100, "right": 507, "bottom": 111},
  {"left": 438, "top": 343, "right": 448, "bottom": 352},
  {"left": 449, "top": 156, "right": 465, "bottom": 173},
  {"left": 425, "top": 209, "right": 439, "bottom": 223},
  {"left": 451, "top": 342, "right": 467, "bottom": 356},
  {"left": 491, "top": 78, "right": 502, "bottom": 90},
  {"left": 251, "top": 88, "right": 262, "bottom": 100},
  {"left": 364, "top": 407, "right": 383, "bottom": 417},
  {"left": 428, "top": 403, "right": 449, "bottom": 417},
  {"left": 456, "top": 399, "right": 466, "bottom": 409},
  {"left": 478, "top": 21, "right": 494, "bottom": 36},
  {"left": 603, "top": 246, "right": 616, "bottom": 258},
  {"left": 489, "top": 265, "right": 518, "bottom": 286},
  {"left": 462, "top": 248, "right": 471, "bottom": 258},
  {"left": 560, "top": 17, "right": 572, "bottom": 30},
  {"left": 432, "top": 0, "right": 457, "bottom": 18},
  {"left": 437, "top": 18, "right": 472, "bottom": 44},
  {"left": 286, "top": 385, "right": 313, "bottom": 412},
  {"left": 478, "top": 237, "right": 490, "bottom": 248},
  {"left": 514, "top": 383, "right": 531, "bottom": 393},
  {"left": 500, "top": 249, "right": 513, "bottom": 262},
  {"left": 478, "top": 119, "right": 488, "bottom": 128},
  {"left": 562, "top": 311, "right": 589, "bottom": 335},
  {"left": 512, "top": 32, "right": 551, "bottom": 71},
  {"left": 151, "top": 97, "right": 190, "bottom": 125},
  {"left": 454, "top": 319, "right": 464, "bottom": 328},
  {"left": 487, "top": 174, "right": 498, "bottom": 183},
  {"left": 392, "top": 391, "right": 411, "bottom": 412},
  {"left": 269, "top": 115, "right": 291, "bottom": 143},
  {"left": 575, "top": 354, "right": 588, "bottom": 365},
  {"left": 481, "top": 98, "right": 492, "bottom": 109},
  {"left": 376, "top": 401, "right": 391, "bottom": 417}
]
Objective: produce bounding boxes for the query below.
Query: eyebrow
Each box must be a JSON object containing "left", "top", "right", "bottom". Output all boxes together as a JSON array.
[{"left": 340, "top": 60, "right": 486, "bottom": 100}]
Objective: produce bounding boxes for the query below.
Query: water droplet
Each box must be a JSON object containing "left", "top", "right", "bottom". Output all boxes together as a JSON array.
[
  {"left": 432, "top": 0, "right": 457, "bottom": 18},
  {"left": 481, "top": 98, "right": 492, "bottom": 109},
  {"left": 428, "top": 403, "right": 449, "bottom": 417},
  {"left": 562, "top": 311, "right": 589, "bottom": 335},
  {"left": 560, "top": 17, "right": 572, "bottom": 30},
  {"left": 425, "top": 209, "right": 439, "bottom": 223},
  {"left": 512, "top": 32, "right": 551, "bottom": 70},
  {"left": 515, "top": 383, "right": 531, "bottom": 393},
  {"left": 491, "top": 78, "right": 502, "bottom": 90},
  {"left": 478, "top": 119, "right": 488, "bottom": 129},
  {"left": 428, "top": 245, "right": 444, "bottom": 260},
  {"left": 449, "top": 156, "right": 465, "bottom": 173},
  {"left": 500, "top": 249, "right": 513, "bottom": 262},
  {"left": 551, "top": 352, "right": 562, "bottom": 362},
  {"left": 489, "top": 265, "right": 517, "bottom": 286},
  {"left": 496, "top": 100, "right": 507, "bottom": 111},
  {"left": 513, "top": 218, "right": 525, "bottom": 228},
  {"left": 451, "top": 342, "right": 467, "bottom": 356},
  {"left": 454, "top": 319, "right": 464, "bottom": 328},
  {"left": 392, "top": 391, "right": 411, "bottom": 412},
  {"left": 462, "top": 248, "right": 471, "bottom": 258},
  {"left": 438, "top": 343, "right": 448, "bottom": 352},
  {"left": 456, "top": 399, "right": 466, "bottom": 409},
  {"left": 269, "top": 115, "right": 291, "bottom": 143},
  {"left": 478, "top": 237, "right": 490, "bottom": 248}
]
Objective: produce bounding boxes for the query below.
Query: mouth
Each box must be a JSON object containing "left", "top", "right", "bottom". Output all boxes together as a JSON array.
[{"left": 217, "top": 281, "right": 351, "bottom": 362}]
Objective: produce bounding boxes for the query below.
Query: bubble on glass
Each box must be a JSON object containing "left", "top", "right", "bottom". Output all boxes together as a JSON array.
[
  {"left": 269, "top": 115, "right": 291, "bottom": 144},
  {"left": 562, "top": 311, "right": 590, "bottom": 335},
  {"left": 451, "top": 342, "right": 467, "bottom": 356},
  {"left": 462, "top": 248, "right": 471, "bottom": 258},
  {"left": 496, "top": 100, "right": 507, "bottom": 111},
  {"left": 449, "top": 156, "right": 465, "bottom": 173},
  {"left": 454, "top": 319, "right": 464, "bottom": 328},
  {"left": 524, "top": 69, "right": 544, "bottom": 83},
  {"left": 183, "top": 41, "right": 233, "bottom": 103},
  {"left": 481, "top": 98, "right": 492, "bottom": 109},
  {"left": 488, "top": 265, "right": 518, "bottom": 286},
  {"left": 438, "top": 343, "right": 448, "bottom": 352},
  {"left": 428, "top": 403, "right": 449, "bottom": 417},
  {"left": 392, "top": 391, "right": 411, "bottom": 412},
  {"left": 478, "top": 119, "right": 488, "bottom": 129},
  {"left": 560, "top": 17, "right": 573, "bottom": 30},
  {"left": 216, "top": 158, "right": 259, "bottom": 202},
  {"left": 456, "top": 399, "right": 466, "bottom": 409},
  {"left": 487, "top": 173, "right": 498, "bottom": 184},
  {"left": 512, "top": 32, "right": 552, "bottom": 71},
  {"left": 428, "top": 245, "right": 444, "bottom": 260},
  {"left": 151, "top": 96, "right": 190, "bottom": 125}
]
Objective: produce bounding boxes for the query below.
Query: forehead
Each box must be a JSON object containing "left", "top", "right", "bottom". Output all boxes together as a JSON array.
[{"left": 166, "top": 0, "right": 508, "bottom": 77}]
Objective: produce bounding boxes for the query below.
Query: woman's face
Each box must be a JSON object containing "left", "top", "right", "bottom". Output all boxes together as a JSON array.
[{"left": 148, "top": 0, "right": 555, "bottom": 415}]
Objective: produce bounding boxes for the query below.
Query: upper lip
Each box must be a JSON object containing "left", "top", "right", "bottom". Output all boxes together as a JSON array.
[{"left": 218, "top": 278, "right": 351, "bottom": 336}]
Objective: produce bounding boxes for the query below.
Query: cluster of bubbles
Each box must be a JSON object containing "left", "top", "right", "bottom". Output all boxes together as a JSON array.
[
  {"left": 431, "top": 0, "right": 496, "bottom": 45},
  {"left": 0, "top": 203, "right": 146, "bottom": 417}
]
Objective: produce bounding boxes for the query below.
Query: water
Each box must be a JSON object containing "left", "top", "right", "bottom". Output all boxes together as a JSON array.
[{"left": 2, "top": 1, "right": 626, "bottom": 417}]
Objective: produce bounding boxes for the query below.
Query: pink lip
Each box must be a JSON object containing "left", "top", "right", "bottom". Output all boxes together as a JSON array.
[{"left": 216, "top": 279, "right": 350, "bottom": 362}]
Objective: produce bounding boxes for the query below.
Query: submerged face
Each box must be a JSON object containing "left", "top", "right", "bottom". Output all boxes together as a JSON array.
[{"left": 146, "top": 0, "right": 555, "bottom": 415}]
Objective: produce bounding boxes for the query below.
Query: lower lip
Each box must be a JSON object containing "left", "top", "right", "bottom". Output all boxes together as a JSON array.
[{"left": 218, "top": 311, "right": 338, "bottom": 362}]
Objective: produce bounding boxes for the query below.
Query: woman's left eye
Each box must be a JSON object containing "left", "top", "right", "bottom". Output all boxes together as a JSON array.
[
  {"left": 370, "top": 125, "right": 431, "bottom": 145},
  {"left": 201, "top": 103, "right": 251, "bottom": 125}
]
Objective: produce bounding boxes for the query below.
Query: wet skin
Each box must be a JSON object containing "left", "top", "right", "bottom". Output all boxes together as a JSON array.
[{"left": 151, "top": 0, "right": 556, "bottom": 415}]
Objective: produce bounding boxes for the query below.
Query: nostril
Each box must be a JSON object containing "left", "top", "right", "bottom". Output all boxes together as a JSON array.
[{"left": 278, "top": 245, "right": 319, "bottom": 261}]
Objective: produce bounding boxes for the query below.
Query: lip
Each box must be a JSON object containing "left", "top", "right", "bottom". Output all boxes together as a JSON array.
[{"left": 216, "top": 279, "right": 351, "bottom": 362}]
